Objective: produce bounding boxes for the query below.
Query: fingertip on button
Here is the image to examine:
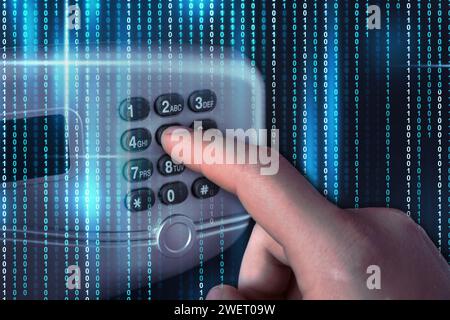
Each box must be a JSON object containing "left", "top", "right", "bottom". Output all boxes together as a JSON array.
[
  {"left": 160, "top": 125, "right": 192, "bottom": 149},
  {"left": 156, "top": 124, "right": 180, "bottom": 146}
]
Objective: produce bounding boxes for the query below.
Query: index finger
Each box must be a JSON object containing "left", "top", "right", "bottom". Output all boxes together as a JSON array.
[{"left": 161, "top": 126, "right": 345, "bottom": 256}]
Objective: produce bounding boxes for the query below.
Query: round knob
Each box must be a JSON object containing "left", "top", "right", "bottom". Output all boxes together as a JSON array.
[{"left": 157, "top": 215, "right": 196, "bottom": 258}]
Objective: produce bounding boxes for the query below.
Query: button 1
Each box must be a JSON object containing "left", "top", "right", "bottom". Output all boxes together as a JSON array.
[
  {"left": 119, "top": 97, "right": 151, "bottom": 121},
  {"left": 192, "top": 177, "right": 220, "bottom": 199},
  {"left": 156, "top": 123, "right": 180, "bottom": 146},
  {"left": 188, "top": 90, "right": 217, "bottom": 113},
  {"left": 155, "top": 93, "right": 184, "bottom": 117},
  {"left": 123, "top": 159, "right": 153, "bottom": 182},
  {"left": 159, "top": 182, "right": 189, "bottom": 205},
  {"left": 157, "top": 155, "right": 185, "bottom": 176},
  {"left": 121, "top": 128, "right": 152, "bottom": 152},
  {"left": 190, "top": 119, "right": 218, "bottom": 132},
  {"left": 125, "top": 188, "right": 155, "bottom": 212}
]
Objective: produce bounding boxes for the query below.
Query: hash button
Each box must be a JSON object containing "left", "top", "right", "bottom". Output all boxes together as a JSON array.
[{"left": 192, "top": 177, "right": 220, "bottom": 199}]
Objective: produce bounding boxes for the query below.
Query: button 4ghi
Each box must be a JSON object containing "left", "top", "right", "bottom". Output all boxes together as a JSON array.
[{"left": 121, "top": 128, "right": 152, "bottom": 152}]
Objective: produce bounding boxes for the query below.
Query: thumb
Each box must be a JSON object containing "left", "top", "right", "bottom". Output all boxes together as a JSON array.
[{"left": 206, "top": 285, "right": 247, "bottom": 300}]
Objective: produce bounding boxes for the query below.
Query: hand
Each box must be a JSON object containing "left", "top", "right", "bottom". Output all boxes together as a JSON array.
[{"left": 162, "top": 126, "right": 450, "bottom": 300}]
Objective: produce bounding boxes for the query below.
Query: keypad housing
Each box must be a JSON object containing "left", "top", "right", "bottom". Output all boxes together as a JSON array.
[{"left": 1, "top": 48, "right": 265, "bottom": 299}]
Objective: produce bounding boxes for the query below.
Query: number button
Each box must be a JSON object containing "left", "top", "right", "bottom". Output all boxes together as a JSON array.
[
  {"left": 155, "top": 93, "right": 184, "bottom": 117},
  {"left": 119, "top": 97, "right": 151, "bottom": 121},
  {"left": 123, "top": 159, "right": 153, "bottom": 182},
  {"left": 188, "top": 90, "right": 217, "bottom": 113},
  {"left": 125, "top": 188, "right": 155, "bottom": 212},
  {"left": 190, "top": 119, "right": 218, "bottom": 132},
  {"left": 192, "top": 177, "right": 220, "bottom": 199},
  {"left": 159, "top": 182, "right": 189, "bottom": 205},
  {"left": 156, "top": 123, "right": 180, "bottom": 146},
  {"left": 121, "top": 128, "right": 152, "bottom": 152},
  {"left": 157, "top": 155, "right": 185, "bottom": 176}
]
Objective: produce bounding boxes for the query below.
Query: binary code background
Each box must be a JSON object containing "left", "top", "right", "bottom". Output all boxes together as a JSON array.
[{"left": 1, "top": 0, "right": 449, "bottom": 299}]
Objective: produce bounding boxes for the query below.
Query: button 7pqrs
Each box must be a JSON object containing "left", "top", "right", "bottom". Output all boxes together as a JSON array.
[{"left": 123, "top": 159, "right": 153, "bottom": 182}]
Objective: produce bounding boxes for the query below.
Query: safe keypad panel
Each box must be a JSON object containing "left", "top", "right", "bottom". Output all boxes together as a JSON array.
[
  {"left": 120, "top": 90, "right": 220, "bottom": 213},
  {"left": 1, "top": 48, "right": 265, "bottom": 299}
]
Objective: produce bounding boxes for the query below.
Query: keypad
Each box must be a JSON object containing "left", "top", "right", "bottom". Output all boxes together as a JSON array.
[
  {"left": 119, "top": 97, "right": 151, "bottom": 121},
  {"left": 120, "top": 91, "right": 221, "bottom": 212},
  {"left": 157, "top": 155, "right": 185, "bottom": 176},
  {"left": 125, "top": 188, "right": 155, "bottom": 212},
  {"left": 192, "top": 177, "right": 220, "bottom": 199},
  {"left": 123, "top": 159, "right": 153, "bottom": 182},
  {"left": 159, "top": 182, "right": 189, "bottom": 205},
  {"left": 188, "top": 90, "right": 217, "bottom": 113},
  {"left": 155, "top": 93, "right": 184, "bottom": 117},
  {"left": 121, "top": 128, "right": 152, "bottom": 152}
]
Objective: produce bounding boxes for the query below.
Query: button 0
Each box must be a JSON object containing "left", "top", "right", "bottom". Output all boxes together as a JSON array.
[
  {"left": 188, "top": 90, "right": 217, "bottom": 113},
  {"left": 155, "top": 93, "right": 184, "bottom": 117},
  {"left": 125, "top": 188, "right": 155, "bottom": 212},
  {"left": 192, "top": 177, "right": 220, "bottom": 199},
  {"left": 157, "top": 155, "right": 185, "bottom": 176},
  {"left": 121, "top": 128, "right": 151, "bottom": 152},
  {"left": 159, "top": 182, "right": 189, "bottom": 205},
  {"left": 123, "top": 159, "right": 153, "bottom": 182},
  {"left": 190, "top": 119, "right": 218, "bottom": 132},
  {"left": 155, "top": 123, "right": 180, "bottom": 146},
  {"left": 119, "top": 97, "right": 151, "bottom": 121}
]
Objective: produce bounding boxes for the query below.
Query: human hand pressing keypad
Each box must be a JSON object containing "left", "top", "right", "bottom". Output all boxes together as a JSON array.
[{"left": 161, "top": 126, "right": 450, "bottom": 300}]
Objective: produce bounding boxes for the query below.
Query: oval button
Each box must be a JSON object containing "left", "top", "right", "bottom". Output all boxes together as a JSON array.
[
  {"left": 154, "top": 93, "right": 184, "bottom": 117},
  {"left": 188, "top": 90, "right": 217, "bottom": 113},
  {"left": 123, "top": 159, "right": 153, "bottom": 182},
  {"left": 159, "top": 181, "right": 189, "bottom": 205},
  {"left": 119, "top": 97, "right": 151, "bottom": 121},
  {"left": 157, "top": 155, "right": 185, "bottom": 176},
  {"left": 157, "top": 215, "right": 196, "bottom": 257},
  {"left": 125, "top": 188, "right": 155, "bottom": 212},
  {"left": 121, "top": 128, "right": 152, "bottom": 152},
  {"left": 192, "top": 177, "right": 220, "bottom": 199}
]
